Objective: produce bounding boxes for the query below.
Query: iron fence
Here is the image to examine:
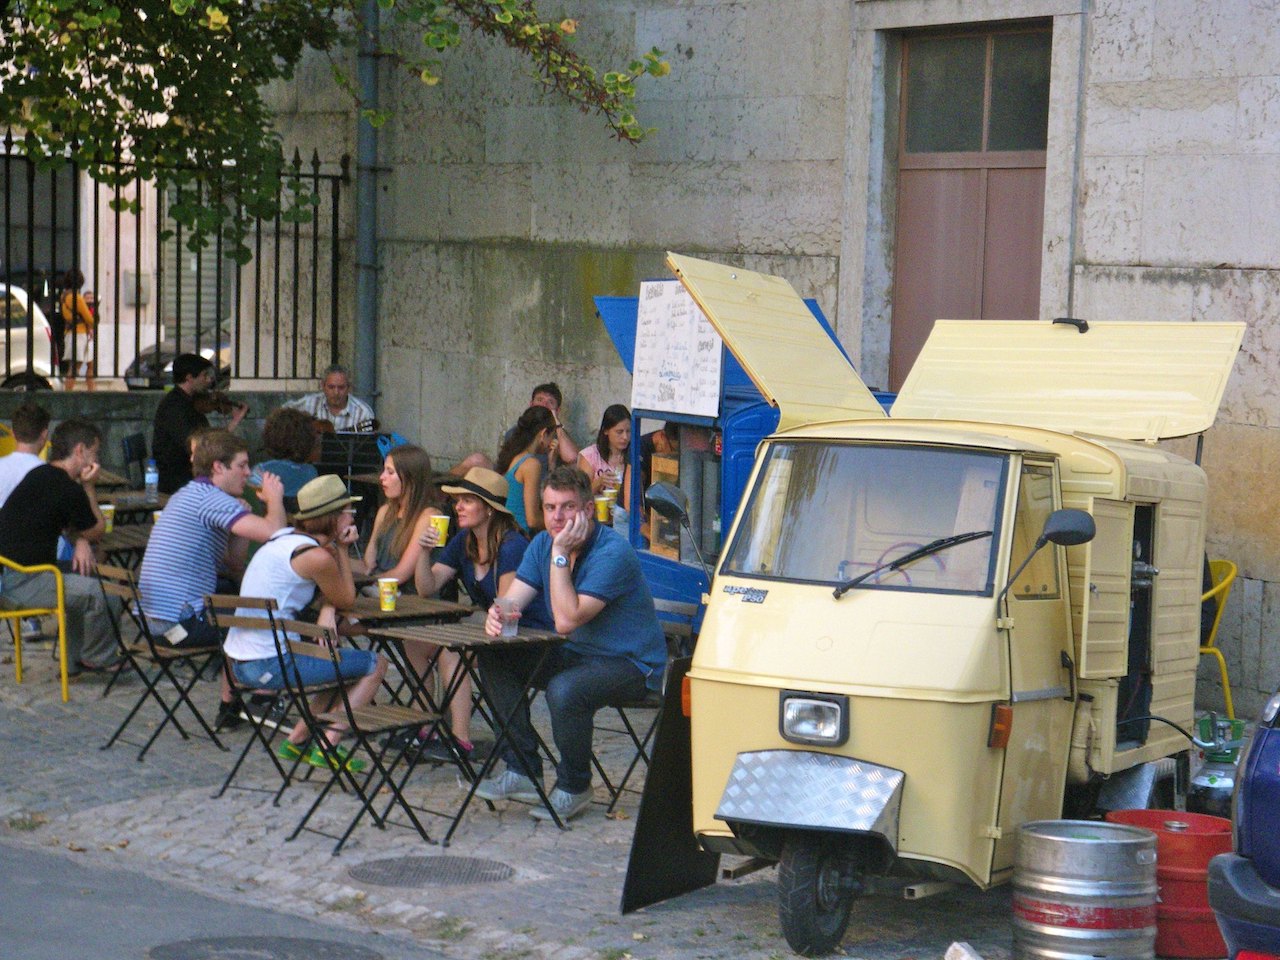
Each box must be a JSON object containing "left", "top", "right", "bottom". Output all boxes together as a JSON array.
[{"left": 1, "top": 128, "right": 349, "bottom": 389}]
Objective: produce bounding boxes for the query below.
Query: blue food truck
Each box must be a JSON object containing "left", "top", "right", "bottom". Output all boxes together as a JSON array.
[{"left": 594, "top": 287, "right": 893, "bottom": 618}]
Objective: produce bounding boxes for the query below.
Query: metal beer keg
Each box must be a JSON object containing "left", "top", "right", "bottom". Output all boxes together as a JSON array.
[{"left": 1013, "top": 820, "right": 1158, "bottom": 960}]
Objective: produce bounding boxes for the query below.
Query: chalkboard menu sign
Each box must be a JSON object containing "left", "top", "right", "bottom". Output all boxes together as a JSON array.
[{"left": 630, "top": 279, "right": 723, "bottom": 418}]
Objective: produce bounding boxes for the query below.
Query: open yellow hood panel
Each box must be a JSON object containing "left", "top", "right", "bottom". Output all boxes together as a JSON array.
[
  {"left": 666, "top": 253, "right": 886, "bottom": 430},
  {"left": 893, "top": 320, "right": 1245, "bottom": 441}
]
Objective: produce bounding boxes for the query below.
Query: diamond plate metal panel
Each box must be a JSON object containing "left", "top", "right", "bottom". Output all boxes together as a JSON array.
[{"left": 715, "top": 750, "right": 904, "bottom": 844}]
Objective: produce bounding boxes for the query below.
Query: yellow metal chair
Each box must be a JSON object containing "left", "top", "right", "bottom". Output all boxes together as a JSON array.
[
  {"left": 1201, "top": 558, "right": 1238, "bottom": 720},
  {"left": 0, "top": 555, "right": 71, "bottom": 702}
]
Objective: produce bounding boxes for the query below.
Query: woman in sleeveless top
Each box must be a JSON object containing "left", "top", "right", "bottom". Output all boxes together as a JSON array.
[
  {"left": 360, "top": 444, "right": 446, "bottom": 590},
  {"left": 578, "top": 403, "right": 632, "bottom": 510},
  {"left": 495, "top": 405, "right": 556, "bottom": 534},
  {"left": 224, "top": 475, "right": 386, "bottom": 773}
]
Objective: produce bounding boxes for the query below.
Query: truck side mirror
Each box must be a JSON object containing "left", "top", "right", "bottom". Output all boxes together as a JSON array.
[
  {"left": 645, "top": 482, "right": 690, "bottom": 524},
  {"left": 644, "top": 481, "right": 712, "bottom": 586},
  {"left": 1038, "top": 508, "right": 1096, "bottom": 547},
  {"left": 1000, "top": 509, "right": 1096, "bottom": 608}
]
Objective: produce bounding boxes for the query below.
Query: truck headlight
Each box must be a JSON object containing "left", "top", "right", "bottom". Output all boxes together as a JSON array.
[{"left": 779, "top": 691, "right": 848, "bottom": 747}]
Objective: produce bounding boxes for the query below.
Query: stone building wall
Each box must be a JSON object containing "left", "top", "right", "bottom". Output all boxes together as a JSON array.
[{"left": 270, "top": 0, "right": 1280, "bottom": 714}]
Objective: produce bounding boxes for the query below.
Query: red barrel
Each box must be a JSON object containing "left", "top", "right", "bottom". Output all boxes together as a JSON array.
[{"left": 1106, "top": 809, "right": 1233, "bottom": 958}]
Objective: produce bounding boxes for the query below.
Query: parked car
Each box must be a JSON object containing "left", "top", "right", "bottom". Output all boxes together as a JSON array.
[
  {"left": 124, "top": 331, "right": 232, "bottom": 390},
  {"left": 0, "top": 284, "right": 61, "bottom": 390},
  {"left": 1209, "top": 692, "right": 1280, "bottom": 959}
]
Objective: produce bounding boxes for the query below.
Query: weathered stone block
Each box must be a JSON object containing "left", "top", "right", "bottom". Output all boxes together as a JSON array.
[
  {"left": 1142, "top": 156, "right": 1280, "bottom": 267},
  {"left": 1086, "top": 79, "right": 1238, "bottom": 157},
  {"left": 1151, "top": 0, "right": 1280, "bottom": 80},
  {"left": 1079, "top": 157, "right": 1145, "bottom": 264},
  {"left": 1088, "top": 0, "right": 1155, "bottom": 84}
]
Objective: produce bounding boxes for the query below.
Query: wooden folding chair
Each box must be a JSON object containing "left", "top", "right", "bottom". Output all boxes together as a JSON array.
[
  {"left": 205, "top": 594, "right": 316, "bottom": 800},
  {"left": 0, "top": 554, "right": 71, "bottom": 702},
  {"left": 596, "top": 598, "right": 699, "bottom": 814},
  {"left": 276, "top": 619, "right": 441, "bottom": 855},
  {"left": 96, "top": 564, "right": 227, "bottom": 760}
]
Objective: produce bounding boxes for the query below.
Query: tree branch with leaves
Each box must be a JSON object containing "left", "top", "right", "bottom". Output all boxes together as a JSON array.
[{"left": 0, "top": 0, "right": 668, "bottom": 257}]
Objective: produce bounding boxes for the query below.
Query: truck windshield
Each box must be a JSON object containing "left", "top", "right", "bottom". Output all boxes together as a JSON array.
[{"left": 721, "top": 442, "right": 1007, "bottom": 594}]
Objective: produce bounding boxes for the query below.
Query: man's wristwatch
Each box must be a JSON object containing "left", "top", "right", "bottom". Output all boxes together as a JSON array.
[{"left": 552, "top": 553, "right": 569, "bottom": 568}]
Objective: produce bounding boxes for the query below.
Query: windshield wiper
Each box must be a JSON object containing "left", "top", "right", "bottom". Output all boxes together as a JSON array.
[{"left": 832, "top": 530, "right": 994, "bottom": 599}]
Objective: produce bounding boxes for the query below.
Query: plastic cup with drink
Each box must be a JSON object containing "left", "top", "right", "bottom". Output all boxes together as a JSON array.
[
  {"left": 594, "top": 494, "right": 612, "bottom": 524},
  {"left": 496, "top": 596, "right": 520, "bottom": 637},
  {"left": 100, "top": 503, "right": 115, "bottom": 533},
  {"left": 429, "top": 513, "right": 450, "bottom": 547},
  {"left": 377, "top": 577, "right": 399, "bottom": 612}
]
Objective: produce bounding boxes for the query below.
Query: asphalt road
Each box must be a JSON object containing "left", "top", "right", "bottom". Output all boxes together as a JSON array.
[{"left": 0, "top": 840, "right": 445, "bottom": 960}]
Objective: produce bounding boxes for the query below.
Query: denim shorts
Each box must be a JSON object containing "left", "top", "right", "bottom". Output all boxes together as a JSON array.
[{"left": 231, "top": 648, "right": 378, "bottom": 689}]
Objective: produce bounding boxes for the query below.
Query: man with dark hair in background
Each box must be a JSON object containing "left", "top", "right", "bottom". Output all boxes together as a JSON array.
[
  {"left": 0, "top": 417, "right": 117, "bottom": 673},
  {"left": 152, "top": 353, "right": 247, "bottom": 494}
]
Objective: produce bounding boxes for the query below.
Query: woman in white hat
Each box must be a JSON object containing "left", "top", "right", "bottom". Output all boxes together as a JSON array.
[
  {"left": 413, "top": 467, "right": 553, "bottom": 762},
  {"left": 224, "top": 474, "right": 387, "bottom": 773}
]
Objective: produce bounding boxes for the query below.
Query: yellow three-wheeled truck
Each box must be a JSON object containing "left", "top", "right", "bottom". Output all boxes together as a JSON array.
[{"left": 622, "top": 253, "right": 1245, "bottom": 956}]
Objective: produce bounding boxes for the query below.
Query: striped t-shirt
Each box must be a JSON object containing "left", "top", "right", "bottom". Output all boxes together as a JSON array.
[{"left": 138, "top": 478, "right": 249, "bottom": 622}]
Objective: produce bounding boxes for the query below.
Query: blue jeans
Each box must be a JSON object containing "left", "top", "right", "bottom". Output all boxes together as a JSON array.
[
  {"left": 478, "top": 646, "right": 647, "bottom": 794},
  {"left": 231, "top": 648, "right": 378, "bottom": 689}
]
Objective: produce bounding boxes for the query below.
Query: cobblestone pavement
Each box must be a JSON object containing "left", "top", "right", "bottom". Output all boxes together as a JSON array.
[{"left": 2, "top": 640, "right": 1014, "bottom": 959}]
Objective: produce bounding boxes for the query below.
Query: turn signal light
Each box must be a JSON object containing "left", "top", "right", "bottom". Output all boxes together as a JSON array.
[
  {"left": 682, "top": 675, "right": 692, "bottom": 718},
  {"left": 988, "top": 703, "right": 1013, "bottom": 749}
]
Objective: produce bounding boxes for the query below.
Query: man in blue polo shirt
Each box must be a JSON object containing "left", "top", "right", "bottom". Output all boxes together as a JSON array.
[{"left": 476, "top": 465, "right": 666, "bottom": 822}]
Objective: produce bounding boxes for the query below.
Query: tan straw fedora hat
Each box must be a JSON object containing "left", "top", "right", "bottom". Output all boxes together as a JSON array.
[
  {"left": 293, "top": 474, "right": 362, "bottom": 520},
  {"left": 440, "top": 467, "right": 511, "bottom": 514}
]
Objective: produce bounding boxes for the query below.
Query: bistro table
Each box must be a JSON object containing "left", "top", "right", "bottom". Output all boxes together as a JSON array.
[
  {"left": 100, "top": 490, "right": 169, "bottom": 524},
  {"left": 94, "top": 468, "right": 132, "bottom": 491},
  {"left": 344, "top": 594, "right": 471, "bottom": 628},
  {"left": 369, "top": 620, "right": 567, "bottom": 844},
  {"left": 98, "top": 521, "right": 152, "bottom": 569},
  {"left": 342, "top": 594, "right": 474, "bottom": 707}
]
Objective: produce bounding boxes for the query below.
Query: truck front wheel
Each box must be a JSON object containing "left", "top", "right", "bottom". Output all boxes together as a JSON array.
[{"left": 778, "top": 831, "right": 863, "bottom": 956}]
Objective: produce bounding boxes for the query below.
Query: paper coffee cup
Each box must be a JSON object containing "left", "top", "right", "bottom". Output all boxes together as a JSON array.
[
  {"left": 377, "top": 577, "right": 398, "bottom": 612},
  {"left": 595, "top": 495, "right": 611, "bottom": 523},
  {"left": 100, "top": 503, "right": 115, "bottom": 533},
  {"left": 429, "top": 513, "right": 450, "bottom": 545}
]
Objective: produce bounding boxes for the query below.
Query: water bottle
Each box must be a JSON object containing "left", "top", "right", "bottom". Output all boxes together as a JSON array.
[{"left": 144, "top": 458, "right": 159, "bottom": 502}]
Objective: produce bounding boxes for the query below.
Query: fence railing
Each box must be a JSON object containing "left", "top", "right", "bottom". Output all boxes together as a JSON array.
[{"left": 1, "top": 129, "right": 349, "bottom": 389}]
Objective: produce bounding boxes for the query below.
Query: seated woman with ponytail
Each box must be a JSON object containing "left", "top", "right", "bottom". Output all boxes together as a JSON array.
[{"left": 495, "top": 405, "right": 557, "bottom": 534}]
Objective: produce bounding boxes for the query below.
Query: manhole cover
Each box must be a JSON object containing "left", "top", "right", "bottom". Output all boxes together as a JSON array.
[
  {"left": 148, "top": 936, "right": 383, "bottom": 959},
  {"left": 349, "top": 854, "right": 514, "bottom": 887}
]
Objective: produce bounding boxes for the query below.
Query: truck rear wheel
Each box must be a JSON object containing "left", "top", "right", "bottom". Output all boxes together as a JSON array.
[{"left": 778, "top": 832, "right": 863, "bottom": 956}]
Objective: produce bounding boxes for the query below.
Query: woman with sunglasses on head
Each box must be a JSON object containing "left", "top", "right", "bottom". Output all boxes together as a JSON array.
[{"left": 413, "top": 467, "right": 554, "bottom": 761}]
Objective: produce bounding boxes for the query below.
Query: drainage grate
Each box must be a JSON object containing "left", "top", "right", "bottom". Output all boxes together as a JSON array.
[
  {"left": 349, "top": 854, "right": 514, "bottom": 887},
  {"left": 148, "top": 936, "right": 383, "bottom": 959}
]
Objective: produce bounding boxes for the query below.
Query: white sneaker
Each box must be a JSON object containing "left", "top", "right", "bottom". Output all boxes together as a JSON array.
[
  {"left": 529, "top": 787, "right": 593, "bottom": 822},
  {"left": 473, "top": 768, "right": 542, "bottom": 803}
]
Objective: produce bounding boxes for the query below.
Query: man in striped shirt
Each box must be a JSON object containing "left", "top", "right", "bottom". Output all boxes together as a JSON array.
[{"left": 138, "top": 429, "right": 286, "bottom": 728}]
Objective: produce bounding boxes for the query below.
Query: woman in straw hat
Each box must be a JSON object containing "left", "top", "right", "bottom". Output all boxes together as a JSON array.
[
  {"left": 413, "top": 467, "right": 554, "bottom": 762},
  {"left": 224, "top": 474, "right": 387, "bottom": 774}
]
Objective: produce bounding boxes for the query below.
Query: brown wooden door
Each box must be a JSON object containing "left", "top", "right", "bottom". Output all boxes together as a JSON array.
[{"left": 890, "top": 29, "right": 1051, "bottom": 389}]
